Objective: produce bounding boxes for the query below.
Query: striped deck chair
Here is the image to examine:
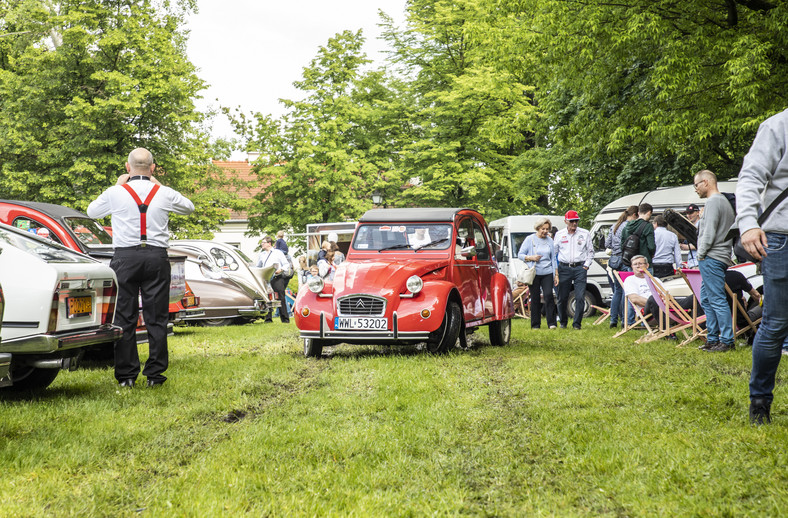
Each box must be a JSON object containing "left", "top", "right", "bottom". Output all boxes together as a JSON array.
[
  {"left": 636, "top": 270, "right": 698, "bottom": 345},
  {"left": 678, "top": 269, "right": 709, "bottom": 347},
  {"left": 612, "top": 270, "right": 653, "bottom": 338}
]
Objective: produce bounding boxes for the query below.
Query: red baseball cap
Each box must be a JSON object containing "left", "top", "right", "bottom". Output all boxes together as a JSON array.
[{"left": 564, "top": 210, "right": 580, "bottom": 221}]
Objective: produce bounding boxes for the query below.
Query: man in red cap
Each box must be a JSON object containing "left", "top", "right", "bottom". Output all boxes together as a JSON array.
[{"left": 553, "top": 210, "right": 595, "bottom": 329}]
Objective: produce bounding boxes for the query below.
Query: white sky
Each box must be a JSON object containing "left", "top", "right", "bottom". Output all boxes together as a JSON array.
[{"left": 185, "top": 1, "right": 408, "bottom": 155}]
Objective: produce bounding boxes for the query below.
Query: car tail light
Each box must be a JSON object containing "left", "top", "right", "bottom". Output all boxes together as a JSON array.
[
  {"left": 47, "top": 290, "right": 60, "bottom": 333},
  {"left": 100, "top": 281, "right": 117, "bottom": 325}
]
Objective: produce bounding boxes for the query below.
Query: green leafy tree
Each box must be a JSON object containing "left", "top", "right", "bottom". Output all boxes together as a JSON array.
[
  {"left": 235, "top": 30, "right": 408, "bottom": 233},
  {"left": 0, "top": 0, "right": 234, "bottom": 235},
  {"left": 518, "top": 0, "right": 788, "bottom": 219},
  {"left": 381, "top": 0, "right": 539, "bottom": 219}
]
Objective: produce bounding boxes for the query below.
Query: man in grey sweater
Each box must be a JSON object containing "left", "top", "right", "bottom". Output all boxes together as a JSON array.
[
  {"left": 695, "top": 169, "right": 735, "bottom": 353},
  {"left": 737, "top": 108, "right": 788, "bottom": 425}
]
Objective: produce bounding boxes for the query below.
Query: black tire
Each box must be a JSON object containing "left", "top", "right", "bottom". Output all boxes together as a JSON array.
[
  {"left": 427, "top": 301, "right": 462, "bottom": 354},
  {"left": 567, "top": 291, "right": 596, "bottom": 319},
  {"left": 5, "top": 364, "right": 59, "bottom": 392},
  {"left": 201, "top": 317, "right": 234, "bottom": 327},
  {"left": 489, "top": 318, "right": 511, "bottom": 346},
  {"left": 304, "top": 338, "right": 324, "bottom": 358}
]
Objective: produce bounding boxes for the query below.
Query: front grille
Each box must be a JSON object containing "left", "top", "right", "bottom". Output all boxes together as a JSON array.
[{"left": 337, "top": 295, "right": 386, "bottom": 317}]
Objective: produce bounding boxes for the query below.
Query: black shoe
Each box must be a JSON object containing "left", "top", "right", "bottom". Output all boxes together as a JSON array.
[
  {"left": 118, "top": 379, "right": 135, "bottom": 388},
  {"left": 146, "top": 379, "right": 165, "bottom": 388},
  {"left": 573, "top": 325, "right": 581, "bottom": 330},
  {"left": 700, "top": 340, "right": 718, "bottom": 351},
  {"left": 263, "top": 319, "right": 273, "bottom": 323},
  {"left": 709, "top": 342, "right": 735, "bottom": 352},
  {"left": 750, "top": 398, "right": 771, "bottom": 425},
  {"left": 609, "top": 322, "right": 618, "bottom": 329},
  {"left": 560, "top": 324, "right": 567, "bottom": 329}
]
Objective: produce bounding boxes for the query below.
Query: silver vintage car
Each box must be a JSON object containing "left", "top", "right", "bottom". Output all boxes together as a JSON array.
[{"left": 169, "top": 240, "right": 278, "bottom": 326}]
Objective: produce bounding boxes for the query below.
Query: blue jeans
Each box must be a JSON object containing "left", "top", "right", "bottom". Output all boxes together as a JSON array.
[
  {"left": 699, "top": 257, "right": 733, "bottom": 344},
  {"left": 608, "top": 270, "right": 624, "bottom": 325},
  {"left": 750, "top": 233, "right": 788, "bottom": 402},
  {"left": 557, "top": 264, "right": 587, "bottom": 328}
]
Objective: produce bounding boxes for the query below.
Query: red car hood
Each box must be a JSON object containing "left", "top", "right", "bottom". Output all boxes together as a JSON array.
[{"left": 332, "top": 258, "right": 449, "bottom": 298}]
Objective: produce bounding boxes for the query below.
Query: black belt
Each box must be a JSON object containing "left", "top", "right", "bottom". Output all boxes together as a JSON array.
[
  {"left": 116, "top": 245, "right": 166, "bottom": 250},
  {"left": 560, "top": 261, "right": 584, "bottom": 268}
]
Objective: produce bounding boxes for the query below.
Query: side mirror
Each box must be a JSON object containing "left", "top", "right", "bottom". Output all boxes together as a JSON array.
[{"left": 495, "top": 249, "right": 506, "bottom": 262}]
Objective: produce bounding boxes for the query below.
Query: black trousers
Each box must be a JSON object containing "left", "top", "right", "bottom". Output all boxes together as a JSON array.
[
  {"left": 266, "top": 275, "right": 290, "bottom": 323},
  {"left": 530, "top": 273, "right": 557, "bottom": 328},
  {"left": 110, "top": 246, "right": 171, "bottom": 383}
]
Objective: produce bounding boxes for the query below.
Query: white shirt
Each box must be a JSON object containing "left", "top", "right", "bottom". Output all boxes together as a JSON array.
[
  {"left": 623, "top": 274, "right": 662, "bottom": 301},
  {"left": 256, "top": 248, "right": 290, "bottom": 275},
  {"left": 87, "top": 178, "right": 194, "bottom": 248},
  {"left": 652, "top": 226, "right": 681, "bottom": 266},
  {"left": 553, "top": 227, "right": 594, "bottom": 267}
]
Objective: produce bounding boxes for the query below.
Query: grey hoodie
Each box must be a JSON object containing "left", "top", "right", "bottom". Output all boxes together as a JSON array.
[
  {"left": 697, "top": 193, "right": 734, "bottom": 266},
  {"left": 736, "top": 108, "right": 788, "bottom": 235}
]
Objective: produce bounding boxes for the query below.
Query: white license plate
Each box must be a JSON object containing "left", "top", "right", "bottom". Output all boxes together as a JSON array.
[{"left": 334, "top": 317, "right": 388, "bottom": 330}]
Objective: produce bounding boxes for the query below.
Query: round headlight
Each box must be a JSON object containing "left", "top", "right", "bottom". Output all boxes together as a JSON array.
[
  {"left": 406, "top": 275, "right": 423, "bottom": 294},
  {"left": 307, "top": 276, "right": 325, "bottom": 294}
]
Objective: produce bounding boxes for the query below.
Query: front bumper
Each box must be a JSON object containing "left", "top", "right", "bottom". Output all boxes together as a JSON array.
[
  {"left": 0, "top": 324, "right": 121, "bottom": 354},
  {"left": 299, "top": 311, "right": 432, "bottom": 342}
]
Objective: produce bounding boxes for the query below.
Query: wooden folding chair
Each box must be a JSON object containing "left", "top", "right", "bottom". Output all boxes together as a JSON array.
[
  {"left": 512, "top": 285, "right": 530, "bottom": 319},
  {"left": 636, "top": 270, "right": 699, "bottom": 344},
  {"left": 612, "top": 270, "right": 653, "bottom": 338},
  {"left": 678, "top": 269, "right": 709, "bottom": 346},
  {"left": 725, "top": 283, "right": 762, "bottom": 340},
  {"left": 591, "top": 305, "right": 611, "bottom": 325}
]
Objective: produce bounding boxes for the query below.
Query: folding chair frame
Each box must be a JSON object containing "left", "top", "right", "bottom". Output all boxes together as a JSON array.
[
  {"left": 612, "top": 270, "right": 653, "bottom": 338},
  {"left": 636, "top": 270, "right": 699, "bottom": 345},
  {"left": 725, "top": 284, "right": 762, "bottom": 340},
  {"left": 677, "top": 269, "right": 709, "bottom": 347}
]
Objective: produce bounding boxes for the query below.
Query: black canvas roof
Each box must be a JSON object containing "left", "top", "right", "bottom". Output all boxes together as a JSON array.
[
  {"left": 359, "top": 208, "right": 476, "bottom": 223},
  {"left": 0, "top": 199, "right": 89, "bottom": 219}
]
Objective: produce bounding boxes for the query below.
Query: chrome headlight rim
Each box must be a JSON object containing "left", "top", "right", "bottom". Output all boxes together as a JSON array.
[
  {"left": 406, "top": 275, "right": 424, "bottom": 294},
  {"left": 307, "top": 276, "right": 325, "bottom": 294}
]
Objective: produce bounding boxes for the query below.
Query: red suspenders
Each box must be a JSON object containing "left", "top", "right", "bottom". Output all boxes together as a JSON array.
[{"left": 122, "top": 183, "right": 160, "bottom": 246}]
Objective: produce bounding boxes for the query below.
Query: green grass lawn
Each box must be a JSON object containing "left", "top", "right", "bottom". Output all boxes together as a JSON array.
[{"left": 1, "top": 319, "right": 787, "bottom": 516}]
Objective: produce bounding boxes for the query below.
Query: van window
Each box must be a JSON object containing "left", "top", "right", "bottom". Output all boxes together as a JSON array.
[
  {"left": 592, "top": 225, "right": 611, "bottom": 251},
  {"left": 510, "top": 232, "right": 533, "bottom": 259}
]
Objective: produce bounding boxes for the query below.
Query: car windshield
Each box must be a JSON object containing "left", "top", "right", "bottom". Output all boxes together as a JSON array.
[
  {"left": 64, "top": 217, "right": 113, "bottom": 247},
  {"left": 352, "top": 224, "right": 453, "bottom": 251},
  {"left": 0, "top": 227, "right": 93, "bottom": 263}
]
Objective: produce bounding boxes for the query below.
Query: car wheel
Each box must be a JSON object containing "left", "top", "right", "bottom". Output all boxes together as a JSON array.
[
  {"left": 5, "top": 364, "right": 59, "bottom": 392},
  {"left": 427, "top": 301, "right": 462, "bottom": 354},
  {"left": 304, "top": 338, "right": 324, "bottom": 358},
  {"left": 200, "top": 317, "right": 234, "bottom": 327},
  {"left": 567, "top": 291, "right": 596, "bottom": 319},
  {"left": 489, "top": 318, "right": 511, "bottom": 346}
]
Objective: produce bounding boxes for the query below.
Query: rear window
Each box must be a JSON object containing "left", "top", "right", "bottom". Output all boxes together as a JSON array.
[
  {"left": 0, "top": 228, "right": 94, "bottom": 263},
  {"left": 352, "top": 224, "right": 453, "bottom": 252},
  {"left": 64, "top": 217, "right": 113, "bottom": 247}
]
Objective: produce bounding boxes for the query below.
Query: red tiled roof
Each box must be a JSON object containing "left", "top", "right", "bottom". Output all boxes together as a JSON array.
[{"left": 212, "top": 160, "right": 263, "bottom": 220}]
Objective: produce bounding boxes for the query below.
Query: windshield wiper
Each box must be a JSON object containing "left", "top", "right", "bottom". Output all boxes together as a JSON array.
[
  {"left": 415, "top": 238, "right": 449, "bottom": 252},
  {"left": 378, "top": 244, "right": 413, "bottom": 252}
]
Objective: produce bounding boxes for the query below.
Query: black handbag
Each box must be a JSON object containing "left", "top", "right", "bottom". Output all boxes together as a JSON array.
[{"left": 729, "top": 186, "right": 788, "bottom": 263}]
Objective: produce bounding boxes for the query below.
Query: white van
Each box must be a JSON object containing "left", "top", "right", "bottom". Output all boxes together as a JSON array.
[
  {"left": 589, "top": 180, "right": 739, "bottom": 258},
  {"left": 489, "top": 215, "right": 608, "bottom": 318}
]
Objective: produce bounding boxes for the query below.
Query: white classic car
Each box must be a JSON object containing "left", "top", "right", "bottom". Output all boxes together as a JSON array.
[{"left": 0, "top": 223, "right": 121, "bottom": 391}]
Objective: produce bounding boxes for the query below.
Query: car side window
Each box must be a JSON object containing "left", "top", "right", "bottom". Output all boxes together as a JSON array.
[
  {"left": 472, "top": 221, "right": 490, "bottom": 261},
  {"left": 456, "top": 218, "right": 475, "bottom": 259},
  {"left": 11, "top": 217, "right": 62, "bottom": 244}
]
